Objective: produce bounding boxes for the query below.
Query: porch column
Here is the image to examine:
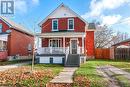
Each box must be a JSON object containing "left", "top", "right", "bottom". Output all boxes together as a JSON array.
[
  {"left": 37, "top": 37, "right": 39, "bottom": 48},
  {"left": 63, "top": 37, "right": 65, "bottom": 53},
  {"left": 82, "top": 36, "right": 84, "bottom": 54}
]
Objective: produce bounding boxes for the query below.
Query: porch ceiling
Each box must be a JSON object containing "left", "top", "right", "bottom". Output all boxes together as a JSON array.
[
  {"left": 0, "top": 33, "right": 9, "bottom": 41},
  {"left": 36, "top": 32, "right": 85, "bottom": 38}
]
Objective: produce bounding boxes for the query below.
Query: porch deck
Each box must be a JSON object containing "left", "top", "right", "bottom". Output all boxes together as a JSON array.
[{"left": 36, "top": 47, "right": 86, "bottom": 66}]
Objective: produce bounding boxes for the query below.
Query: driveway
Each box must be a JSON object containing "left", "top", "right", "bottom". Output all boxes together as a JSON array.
[{"left": 97, "top": 65, "right": 130, "bottom": 87}]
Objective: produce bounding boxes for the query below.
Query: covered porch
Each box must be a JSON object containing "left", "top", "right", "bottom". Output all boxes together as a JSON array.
[{"left": 36, "top": 32, "right": 86, "bottom": 55}]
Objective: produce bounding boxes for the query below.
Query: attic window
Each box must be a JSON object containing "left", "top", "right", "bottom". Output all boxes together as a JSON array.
[
  {"left": 52, "top": 19, "right": 58, "bottom": 31},
  {"left": 68, "top": 18, "right": 74, "bottom": 30},
  {"left": 0, "top": 23, "right": 2, "bottom": 32}
]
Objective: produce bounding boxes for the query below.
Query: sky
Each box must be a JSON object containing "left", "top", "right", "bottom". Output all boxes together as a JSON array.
[{"left": 1, "top": 0, "right": 130, "bottom": 34}]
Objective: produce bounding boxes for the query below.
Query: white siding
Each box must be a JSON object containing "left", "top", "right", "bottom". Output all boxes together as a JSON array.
[
  {"left": 53, "top": 57, "right": 63, "bottom": 64},
  {"left": 39, "top": 56, "right": 63, "bottom": 64},
  {"left": 49, "top": 6, "right": 76, "bottom": 18},
  {"left": 39, "top": 57, "right": 50, "bottom": 63}
]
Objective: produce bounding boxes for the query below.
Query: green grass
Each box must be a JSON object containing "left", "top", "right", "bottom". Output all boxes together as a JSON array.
[
  {"left": 74, "top": 59, "right": 130, "bottom": 87},
  {"left": 115, "top": 75, "right": 130, "bottom": 87},
  {"left": 33, "top": 64, "right": 63, "bottom": 75}
]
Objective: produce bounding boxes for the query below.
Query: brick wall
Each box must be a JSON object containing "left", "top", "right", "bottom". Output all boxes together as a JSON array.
[
  {"left": 85, "top": 31, "right": 95, "bottom": 58},
  {"left": 8, "top": 28, "right": 34, "bottom": 56},
  {"left": 41, "top": 17, "right": 85, "bottom": 33}
]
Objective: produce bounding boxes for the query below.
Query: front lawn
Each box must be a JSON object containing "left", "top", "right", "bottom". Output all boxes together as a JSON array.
[
  {"left": 0, "top": 59, "right": 31, "bottom": 66},
  {"left": 0, "top": 64, "right": 63, "bottom": 87},
  {"left": 73, "top": 60, "right": 130, "bottom": 87}
]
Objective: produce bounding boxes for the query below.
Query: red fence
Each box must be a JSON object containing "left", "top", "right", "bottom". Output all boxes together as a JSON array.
[
  {"left": 0, "top": 51, "right": 8, "bottom": 61},
  {"left": 95, "top": 48, "right": 110, "bottom": 59}
]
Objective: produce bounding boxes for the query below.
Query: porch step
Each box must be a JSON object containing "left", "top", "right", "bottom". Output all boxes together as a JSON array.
[{"left": 65, "top": 54, "right": 80, "bottom": 67}]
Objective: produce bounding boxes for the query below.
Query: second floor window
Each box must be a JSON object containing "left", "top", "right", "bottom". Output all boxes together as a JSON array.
[
  {"left": 52, "top": 19, "right": 58, "bottom": 31},
  {"left": 68, "top": 19, "right": 74, "bottom": 30},
  {"left": 0, "top": 24, "right": 2, "bottom": 32}
]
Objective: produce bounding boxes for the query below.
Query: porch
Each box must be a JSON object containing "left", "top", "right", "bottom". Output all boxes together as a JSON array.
[
  {"left": 36, "top": 32, "right": 86, "bottom": 55},
  {"left": 36, "top": 32, "right": 86, "bottom": 66}
]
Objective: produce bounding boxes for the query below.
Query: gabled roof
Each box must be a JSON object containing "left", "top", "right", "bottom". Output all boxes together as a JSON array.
[
  {"left": 113, "top": 38, "right": 130, "bottom": 46},
  {"left": 88, "top": 23, "right": 96, "bottom": 29},
  {"left": 39, "top": 3, "right": 88, "bottom": 27},
  {"left": 0, "top": 16, "right": 34, "bottom": 36}
]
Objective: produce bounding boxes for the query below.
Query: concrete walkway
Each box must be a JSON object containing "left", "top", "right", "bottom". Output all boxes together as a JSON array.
[
  {"left": 0, "top": 62, "right": 30, "bottom": 72},
  {"left": 97, "top": 65, "right": 130, "bottom": 87},
  {"left": 50, "top": 67, "right": 77, "bottom": 83}
]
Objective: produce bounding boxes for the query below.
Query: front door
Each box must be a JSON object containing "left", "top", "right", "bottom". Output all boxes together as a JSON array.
[{"left": 71, "top": 39, "right": 77, "bottom": 54}]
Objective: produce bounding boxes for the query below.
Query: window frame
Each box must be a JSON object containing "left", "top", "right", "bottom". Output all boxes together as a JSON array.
[
  {"left": 49, "top": 39, "right": 62, "bottom": 47},
  {"left": 52, "top": 19, "right": 58, "bottom": 31},
  {"left": 0, "top": 23, "right": 2, "bottom": 32},
  {"left": 68, "top": 18, "right": 74, "bottom": 30}
]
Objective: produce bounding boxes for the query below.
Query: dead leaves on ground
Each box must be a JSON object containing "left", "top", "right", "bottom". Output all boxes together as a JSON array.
[
  {"left": 46, "top": 76, "right": 90, "bottom": 87},
  {"left": 0, "top": 66, "right": 54, "bottom": 86}
]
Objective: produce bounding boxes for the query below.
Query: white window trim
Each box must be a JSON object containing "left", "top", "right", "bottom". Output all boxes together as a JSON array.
[
  {"left": 52, "top": 19, "right": 58, "bottom": 31},
  {"left": 68, "top": 18, "right": 74, "bottom": 30},
  {"left": 49, "top": 38, "right": 62, "bottom": 47}
]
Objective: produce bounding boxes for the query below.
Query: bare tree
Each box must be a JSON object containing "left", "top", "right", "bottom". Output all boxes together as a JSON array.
[
  {"left": 95, "top": 25, "right": 114, "bottom": 48},
  {"left": 112, "top": 31, "right": 129, "bottom": 44},
  {"left": 95, "top": 23, "right": 129, "bottom": 48}
]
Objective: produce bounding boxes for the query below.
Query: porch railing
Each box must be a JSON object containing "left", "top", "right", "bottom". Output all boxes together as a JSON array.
[
  {"left": 37, "top": 47, "right": 84, "bottom": 55},
  {"left": 37, "top": 47, "right": 69, "bottom": 54}
]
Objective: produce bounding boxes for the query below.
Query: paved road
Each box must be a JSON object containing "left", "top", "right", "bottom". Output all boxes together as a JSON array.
[
  {"left": 0, "top": 62, "right": 30, "bottom": 72},
  {"left": 50, "top": 67, "right": 77, "bottom": 83}
]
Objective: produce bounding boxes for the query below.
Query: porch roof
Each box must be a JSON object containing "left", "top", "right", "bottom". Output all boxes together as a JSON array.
[
  {"left": 0, "top": 33, "right": 9, "bottom": 41},
  {"left": 36, "top": 32, "right": 85, "bottom": 38}
]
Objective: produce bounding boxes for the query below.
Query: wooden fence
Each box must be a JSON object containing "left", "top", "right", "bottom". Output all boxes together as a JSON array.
[
  {"left": 114, "top": 48, "right": 130, "bottom": 60},
  {"left": 95, "top": 48, "right": 110, "bottom": 59}
]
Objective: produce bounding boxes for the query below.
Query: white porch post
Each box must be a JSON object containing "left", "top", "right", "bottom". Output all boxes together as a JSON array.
[
  {"left": 63, "top": 37, "right": 65, "bottom": 53},
  {"left": 37, "top": 37, "right": 40, "bottom": 48},
  {"left": 82, "top": 36, "right": 84, "bottom": 54},
  {"left": 1, "top": 41, "right": 3, "bottom": 51}
]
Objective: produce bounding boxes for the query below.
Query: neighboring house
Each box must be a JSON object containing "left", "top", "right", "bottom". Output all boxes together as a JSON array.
[
  {"left": 0, "top": 32, "right": 8, "bottom": 61},
  {"left": 112, "top": 38, "right": 130, "bottom": 48},
  {"left": 36, "top": 4, "right": 96, "bottom": 66},
  {"left": 0, "top": 16, "right": 34, "bottom": 61},
  {"left": 110, "top": 38, "right": 130, "bottom": 59}
]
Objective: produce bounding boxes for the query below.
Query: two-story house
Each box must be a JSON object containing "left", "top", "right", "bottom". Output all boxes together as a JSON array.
[
  {"left": 36, "top": 4, "right": 96, "bottom": 66},
  {"left": 0, "top": 16, "right": 34, "bottom": 61}
]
